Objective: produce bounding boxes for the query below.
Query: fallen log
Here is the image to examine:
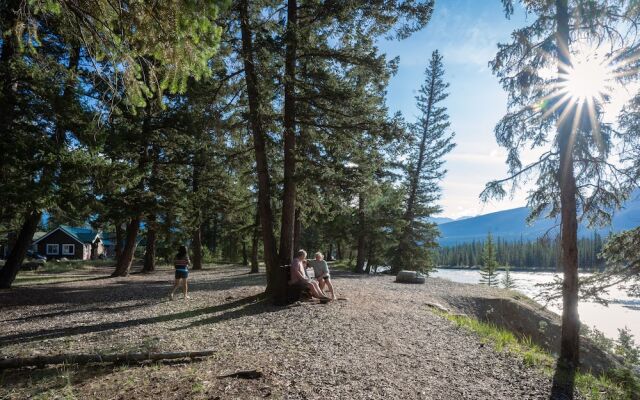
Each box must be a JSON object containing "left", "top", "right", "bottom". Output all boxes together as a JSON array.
[
  {"left": 218, "top": 369, "right": 263, "bottom": 379},
  {"left": 0, "top": 350, "right": 215, "bottom": 370}
]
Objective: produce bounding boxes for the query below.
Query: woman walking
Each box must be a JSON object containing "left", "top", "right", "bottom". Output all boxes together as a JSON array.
[{"left": 170, "top": 245, "right": 191, "bottom": 300}]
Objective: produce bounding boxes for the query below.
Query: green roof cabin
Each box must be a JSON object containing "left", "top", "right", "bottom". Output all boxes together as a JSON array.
[{"left": 32, "top": 226, "right": 105, "bottom": 260}]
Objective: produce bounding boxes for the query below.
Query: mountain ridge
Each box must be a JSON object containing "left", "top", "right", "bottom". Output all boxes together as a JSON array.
[{"left": 437, "top": 196, "right": 640, "bottom": 246}]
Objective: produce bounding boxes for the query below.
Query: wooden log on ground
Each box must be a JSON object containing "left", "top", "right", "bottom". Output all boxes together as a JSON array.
[
  {"left": 0, "top": 350, "right": 215, "bottom": 370},
  {"left": 218, "top": 369, "right": 264, "bottom": 379}
]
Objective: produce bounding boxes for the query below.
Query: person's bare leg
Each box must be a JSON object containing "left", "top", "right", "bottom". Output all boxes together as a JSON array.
[
  {"left": 307, "top": 282, "right": 326, "bottom": 299},
  {"left": 183, "top": 279, "right": 190, "bottom": 299},
  {"left": 325, "top": 279, "right": 336, "bottom": 299},
  {"left": 312, "top": 281, "right": 330, "bottom": 299},
  {"left": 318, "top": 278, "right": 326, "bottom": 292},
  {"left": 170, "top": 278, "right": 180, "bottom": 300}
]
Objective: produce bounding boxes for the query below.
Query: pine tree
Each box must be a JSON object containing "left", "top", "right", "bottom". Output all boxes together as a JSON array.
[
  {"left": 501, "top": 265, "right": 517, "bottom": 290},
  {"left": 479, "top": 233, "right": 499, "bottom": 287},
  {"left": 391, "top": 50, "right": 455, "bottom": 274},
  {"left": 483, "top": 0, "right": 640, "bottom": 373}
]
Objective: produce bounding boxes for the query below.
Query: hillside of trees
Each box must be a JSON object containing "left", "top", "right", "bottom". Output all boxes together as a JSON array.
[{"left": 438, "top": 234, "right": 606, "bottom": 271}]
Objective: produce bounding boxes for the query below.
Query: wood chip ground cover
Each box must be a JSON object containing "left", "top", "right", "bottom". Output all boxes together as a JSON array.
[{"left": 1, "top": 264, "right": 569, "bottom": 399}]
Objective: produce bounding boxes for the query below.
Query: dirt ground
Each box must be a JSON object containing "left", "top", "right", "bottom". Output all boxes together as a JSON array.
[{"left": 1, "top": 264, "right": 561, "bottom": 399}]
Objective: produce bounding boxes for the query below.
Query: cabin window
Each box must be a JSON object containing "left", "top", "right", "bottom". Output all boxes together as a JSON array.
[
  {"left": 46, "top": 244, "right": 59, "bottom": 255},
  {"left": 62, "top": 244, "right": 75, "bottom": 255}
]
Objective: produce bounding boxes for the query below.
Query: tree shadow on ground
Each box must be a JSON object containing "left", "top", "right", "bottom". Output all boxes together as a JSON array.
[
  {"left": 174, "top": 295, "right": 280, "bottom": 330},
  {"left": 549, "top": 361, "right": 576, "bottom": 400},
  {"left": 1, "top": 363, "right": 115, "bottom": 394},
  {"left": 0, "top": 268, "right": 266, "bottom": 309},
  {"left": 4, "top": 302, "right": 159, "bottom": 322},
  {"left": 0, "top": 293, "right": 268, "bottom": 346}
]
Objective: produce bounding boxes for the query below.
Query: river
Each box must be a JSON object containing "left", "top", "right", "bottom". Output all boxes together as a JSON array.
[{"left": 431, "top": 268, "right": 640, "bottom": 341}]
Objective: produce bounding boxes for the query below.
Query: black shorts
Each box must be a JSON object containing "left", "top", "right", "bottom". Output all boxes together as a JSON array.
[
  {"left": 175, "top": 269, "right": 189, "bottom": 279},
  {"left": 317, "top": 276, "right": 330, "bottom": 281}
]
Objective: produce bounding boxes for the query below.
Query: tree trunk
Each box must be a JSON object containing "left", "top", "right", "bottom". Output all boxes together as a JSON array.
[
  {"left": 210, "top": 216, "right": 218, "bottom": 254},
  {"left": 555, "top": 0, "right": 580, "bottom": 371},
  {"left": 0, "top": 210, "right": 41, "bottom": 288},
  {"left": 115, "top": 223, "right": 124, "bottom": 260},
  {"left": 327, "top": 243, "right": 334, "bottom": 261},
  {"left": 191, "top": 224, "right": 203, "bottom": 270},
  {"left": 250, "top": 210, "right": 260, "bottom": 273},
  {"left": 293, "top": 208, "right": 302, "bottom": 253},
  {"left": 191, "top": 147, "right": 204, "bottom": 271},
  {"left": 279, "top": 0, "right": 298, "bottom": 268},
  {"left": 239, "top": 0, "right": 285, "bottom": 301},
  {"left": 142, "top": 218, "right": 156, "bottom": 273},
  {"left": 336, "top": 241, "right": 342, "bottom": 260},
  {"left": 355, "top": 193, "right": 367, "bottom": 273},
  {"left": 365, "top": 245, "right": 373, "bottom": 274},
  {"left": 112, "top": 217, "right": 141, "bottom": 277},
  {"left": 241, "top": 241, "right": 249, "bottom": 266}
]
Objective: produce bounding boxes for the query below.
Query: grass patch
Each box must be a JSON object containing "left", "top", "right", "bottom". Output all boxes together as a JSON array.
[
  {"left": 13, "top": 274, "right": 95, "bottom": 286},
  {"left": 435, "top": 310, "right": 637, "bottom": 399},
  {"left": 11, "top": 259, "right": 115, "bottom": 286},
  {"left": 329, "top": 260, "right": 353, "bottom": 271}
]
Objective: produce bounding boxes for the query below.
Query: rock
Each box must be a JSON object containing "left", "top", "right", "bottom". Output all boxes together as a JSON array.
[
  {"left": 395, "top": 270, "right": 426, "bottom": 284},
  {"left": 424, "top": 302, "right": 449, "bottom": 313}
]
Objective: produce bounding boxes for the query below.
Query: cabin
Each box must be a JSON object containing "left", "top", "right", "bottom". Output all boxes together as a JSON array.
[{"left": 32, "top": 226, "right": 105, "bottom": 260}]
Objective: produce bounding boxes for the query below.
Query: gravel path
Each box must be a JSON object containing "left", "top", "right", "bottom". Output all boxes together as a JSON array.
[{"left": 0, "top": 264, "right": 557, "bottom": 399}]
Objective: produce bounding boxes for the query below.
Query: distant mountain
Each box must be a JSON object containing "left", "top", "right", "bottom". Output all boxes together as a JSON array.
[
  {"left": 437, "top": 195, "right": 640, "bottom": 246},
  {"left": 429, "top": 217, "right": 454, "bottom": 224}
]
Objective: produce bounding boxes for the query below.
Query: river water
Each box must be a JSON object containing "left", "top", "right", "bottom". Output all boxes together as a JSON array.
[{"left": 431, "top": 268, "right": 640, "bottom": 341}]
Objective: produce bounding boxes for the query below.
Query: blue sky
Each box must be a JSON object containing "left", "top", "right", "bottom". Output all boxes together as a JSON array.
[{"left": 379, "top": 0, "right": 530, "bottom": 219}]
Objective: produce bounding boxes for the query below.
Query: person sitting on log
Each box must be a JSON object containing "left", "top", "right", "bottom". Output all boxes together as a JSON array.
[
  {"left": 309, "top": 252, "right": 336, "bottom": 300},
  {"left": 289, "top": 249, "right": 331, "bottom": 302}
]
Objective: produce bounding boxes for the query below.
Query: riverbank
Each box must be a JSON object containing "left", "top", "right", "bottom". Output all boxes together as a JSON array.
[
  {"left": 0, "top": 264, "right": 628, "bottom": 399},
  {"left": 435, "top": 265, "right": 604, "bottom": 273}
]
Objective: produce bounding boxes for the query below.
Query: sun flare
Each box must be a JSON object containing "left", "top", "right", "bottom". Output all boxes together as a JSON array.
[{"left": 560, "top": 49, "right": 613, "bottom": 103}]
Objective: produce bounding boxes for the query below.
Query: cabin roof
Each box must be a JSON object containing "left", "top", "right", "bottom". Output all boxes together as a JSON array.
[{"left": 33, "top": 225, "right": 100, "bottom": 245}]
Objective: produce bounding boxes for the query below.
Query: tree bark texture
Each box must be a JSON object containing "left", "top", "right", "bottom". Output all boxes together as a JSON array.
[
  {"left": 112, "top": 216, "right": 141, "bottom": 277},
  {"left": 355, "top": 193, "right": 367, "bottom": 273}
]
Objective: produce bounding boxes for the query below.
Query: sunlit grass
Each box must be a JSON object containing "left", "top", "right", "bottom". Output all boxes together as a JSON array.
[{"left": 433, "top": 310, "right": 636, "bottom": 399}]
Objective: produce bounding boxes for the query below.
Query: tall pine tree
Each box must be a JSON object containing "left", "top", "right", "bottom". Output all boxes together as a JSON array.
[
  {"left": 484, "top": 0, "right": 640, "bottom": 384},
  {"left": 391, "top": 50, "right": 455, "bottom": 274}
]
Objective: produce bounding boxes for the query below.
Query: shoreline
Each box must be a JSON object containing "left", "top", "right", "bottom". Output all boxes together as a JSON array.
[{"left": 435, "top": 265, "right": 603, "bottom": 273}]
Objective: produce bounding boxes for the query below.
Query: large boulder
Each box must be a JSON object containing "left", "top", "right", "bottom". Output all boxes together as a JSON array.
[{"left": 395, "top": 270, "right": 426, "bottom": 284}]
